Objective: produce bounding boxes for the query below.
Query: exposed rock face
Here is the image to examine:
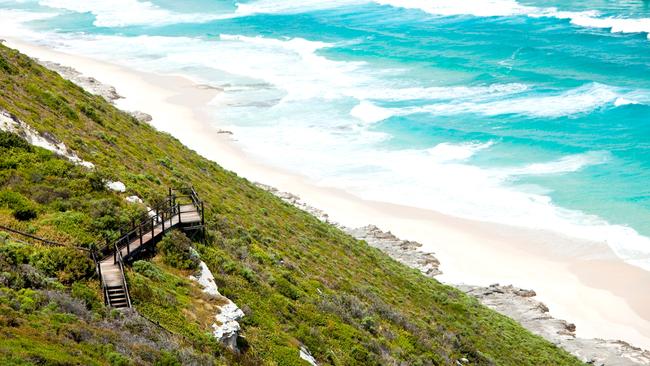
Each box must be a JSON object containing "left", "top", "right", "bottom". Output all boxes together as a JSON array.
[
  {"left": 256, "top": 184, "right": 441, "bottom": 277},
  {"left": 299, "top": 346, "right": 319, "bottom": 366},
  {"left": 190, "top": 261, "right": 244, "bottom": 351},
  {"left": 128, "top": 110, "right": 153, "bottom": 123},
  {"left": 459, "top": 284, "right": 650, "bottom": 366},
  {"left": 38, "top": 60, "right": 123, "bottom": 102},
  {"left": 347, "top": 225, "right": 442, "bottom": 277},
  {"left": 0, "top": 109, "right": 95, "bottom": 168},
  {"left": 256, "top": 183, "right": 332, "bottom": 224},
  {"left": 37, "top": 60, "right": 153, "bottom": 123}
]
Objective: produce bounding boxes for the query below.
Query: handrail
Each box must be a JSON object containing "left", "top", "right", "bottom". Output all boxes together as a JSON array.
[
  {"left": 114, "top": 243, "right": 133, "bottom": 308},
  {"left": 97, "top": 186, "right": 204, "bottom": 264},
  {"left": 96, "top": 196, "right": 178, "bottom": 259},
  {"left": 91, "top": 249, "right": 109, "bottom": 306}
]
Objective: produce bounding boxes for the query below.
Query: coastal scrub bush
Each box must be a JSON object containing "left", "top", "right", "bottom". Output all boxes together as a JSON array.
[
  {"left": 155, "top": 351, "right": 181, "bottom": 366},
  {"left": 133, "top": 260, "right": 163, "bottom": 281},
  {"left": 0, "top": 131, "right": 32, "bottom": 151},
  {"left": 79, "top": 103, "right": 103, "bottom": 125},
  {"left": 0, "top": 242, "right": 33, "bottom": 266},
  {"left": 16, "top": 288, "right": 43, "bottom": 313},
  {"left": 0, "top": 55, "right": 16, "bottom": 74},
  {"left": 30, "top": 247, "right": 94, "bottom": 284},
  {"left": 107, "top": 351, "right": 132, "bottom": 366},
  {"left": 71, "top": 282, "right": 102, "bottom": 312},
  {"left": 157, "top": 231, "right": 198, "bottom": 270},
  {"left": 42, "top": 211, "right": 94, "bottom": 246},
  {"left": 273, "top": 277, "right": 299, "bottom": 300},
  {"left": 0, "top": 190, "right": 38, "bottom": 221}
]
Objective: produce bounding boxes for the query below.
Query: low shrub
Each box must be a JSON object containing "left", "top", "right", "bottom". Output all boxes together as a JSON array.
[
  {"left": 12, "top": 203, "right": 37, "bottom": 221},
  {"left": 0, "top": 190, "right": 38, "bottom": 221},
  {"left": 71, "top": 282, "right": 102, "bottom": 312},
  {"left": 0, "top": 130, "right": 32, "bottom": 151},
  {"left": 132, "top": 260, "right": 163, "bottom": 281},
  {"left": 156, "top": 231, "right": 198, "bottom": 270},
  {"left": 30, "top": 247, "right": 94, "bottom": 284}
]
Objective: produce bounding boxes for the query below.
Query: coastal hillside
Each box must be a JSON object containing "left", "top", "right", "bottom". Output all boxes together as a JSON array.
[{"left": 0, "top": 44, "right": 583, "bottom": 365}]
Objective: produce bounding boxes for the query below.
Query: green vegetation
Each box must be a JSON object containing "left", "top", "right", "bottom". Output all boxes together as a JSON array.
[
  {"left": 0, "top": 43, "right": 584, "bottom": 365},
  {"left": 157, "top": 231, "right": 199, "bottom": 270}
]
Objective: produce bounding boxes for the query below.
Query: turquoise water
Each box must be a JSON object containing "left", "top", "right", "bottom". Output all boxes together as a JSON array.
[{"left": 2, "top": 0, "right": 650, "bottom": 268}]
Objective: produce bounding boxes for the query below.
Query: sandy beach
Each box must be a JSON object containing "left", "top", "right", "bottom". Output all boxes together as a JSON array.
[{"left": 5, "top": 36, "right": 650, "bottom": 350}]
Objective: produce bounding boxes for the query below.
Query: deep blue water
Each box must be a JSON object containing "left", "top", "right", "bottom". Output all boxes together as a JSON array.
[{"left": 2, "top": 0, "right": 650, "bottom": 268}]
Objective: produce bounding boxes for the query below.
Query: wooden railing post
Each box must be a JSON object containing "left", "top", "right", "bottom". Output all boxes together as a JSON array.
[
  {"left": 139, "top": 224, "right": 143, "bottom": 247},
  {"left": 201, "top": 201, "right": 205, "bottom": 226},
  {"left": 178, "top": 203, "right": 182, "bottom": 223},
  {"left": 151, "top": 217, "right": 154, "bottom": 241}
]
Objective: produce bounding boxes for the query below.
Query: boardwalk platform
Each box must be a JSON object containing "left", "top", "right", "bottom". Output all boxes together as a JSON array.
[{"left": 95, "top": 189, "right": 204, "bottom": 308}]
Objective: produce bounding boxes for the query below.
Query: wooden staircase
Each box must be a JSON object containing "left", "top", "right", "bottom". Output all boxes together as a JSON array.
[
  {"left": 92, "top": 187, "right": 204, "bottom": 309},
  {"left": 106, "top": 285, "right": 130, "bottom": 308}
]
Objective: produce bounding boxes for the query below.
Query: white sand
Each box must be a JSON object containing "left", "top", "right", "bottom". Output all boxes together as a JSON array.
[{"left": 4, "top": 37, "right": 650, "bottom": 349}]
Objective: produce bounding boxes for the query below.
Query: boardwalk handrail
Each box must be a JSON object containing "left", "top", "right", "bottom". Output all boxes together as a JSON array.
[
  {"left": 172, "top": 186, "right": 204, "bottom": 228},
  {"left": 94, "top": 186, "right": 204, "bottom": 308},
  {"left": 96, "top": 195, "right": 178, "bottom": 260},
  {"left": 90, "top": 249, "right": 109, "bottom": 305},
  {"left": 97, "top": 187, "right": 205, "bottom": 262},
  {"left": 114, "top": 242, "right": 133, "bottom": 308}
]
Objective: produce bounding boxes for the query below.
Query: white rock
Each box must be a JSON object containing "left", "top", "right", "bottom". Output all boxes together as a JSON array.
[
  {"left": 106, "top": 181, "right": 126, "bottom": 192},
  {"left": 300, "top": 346, "right": 319, "bottom": 366},
  {"left": 125, "top": 195, "right": 143, "bottom": 204},
  {"left": 190, "top": 260, "right": 244, "bottom": 350},
  {"left": 213, "top": 302, "right": 245, "bottom": 341},
  {"left": 0, "top": 109, "right": 95, "bottom": 169},
  {"left": 190, "top": 261, "right": 220, "bottom": 297}
]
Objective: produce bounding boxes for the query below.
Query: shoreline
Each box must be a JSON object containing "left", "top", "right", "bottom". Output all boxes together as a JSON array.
[{"left": 4, "top": 37, "right": 650, "bottom": 351}]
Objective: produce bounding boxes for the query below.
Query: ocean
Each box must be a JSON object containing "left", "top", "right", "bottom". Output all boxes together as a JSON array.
[{"left": 2, "top": 0, "right": 650, "bottom": 269}]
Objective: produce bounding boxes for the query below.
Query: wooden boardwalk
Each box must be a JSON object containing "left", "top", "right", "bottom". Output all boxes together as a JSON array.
[{"left": 96, "top": 189, "right": 204, "bottom": 308}]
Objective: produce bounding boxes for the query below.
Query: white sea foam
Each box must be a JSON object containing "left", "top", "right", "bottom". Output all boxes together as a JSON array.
[
  {"left": 427, "top": 141, "right": 495, "bottom": 162},
  {"left": 0, "top": 9, "right": 57, "bottom": 36},
  {"left": 373, "top": 0, "right": 650, "bottom": 39},
  {"left": 498, "top": 151, "right": 610, "bottom": 177},
  {"left": 355, "top": 83, "right": 529, "bottom": 101},
  {"left": 33, "top": 0, "right": 650, "bottom": 41},
  {"left": 614, "top": 97, "right": 640, "bottom": 107},
  {"left": 367, "top": 83, "right": 647, "bottom": 120},
  {"left": 350, "top": 101, "right": 395, "bottom": 123},
  {"left": 39, "top": 0, "right": 226, "bottom": 27},
  {"left": 373, "top": 0, "right": 533, "bottom": 17},
  {"left": 234, "top": 0, "right": 363, "bottom": 17},
  {"left": 236, "top": 0, "right": 650, "bottom": 41}
]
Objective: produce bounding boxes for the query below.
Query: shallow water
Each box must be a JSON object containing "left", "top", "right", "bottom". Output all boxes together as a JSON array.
[{"left": 2, "top": 0, "right": 650, "bottom": 269}]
